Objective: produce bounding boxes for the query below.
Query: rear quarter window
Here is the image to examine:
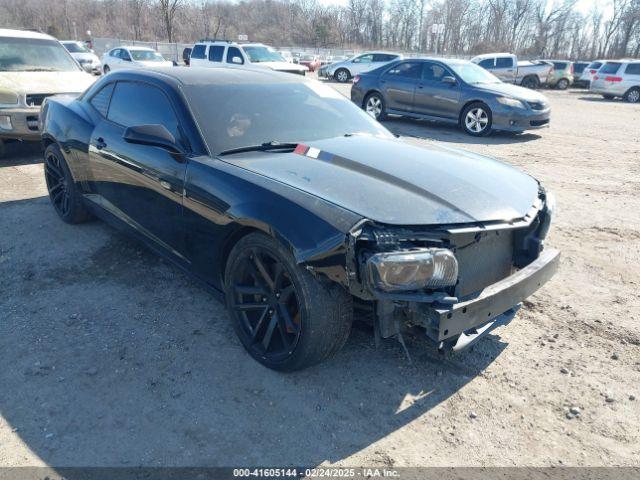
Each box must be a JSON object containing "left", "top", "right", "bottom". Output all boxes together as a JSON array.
[
  {"left": 496, "top": 57, "right": 513, "bottom": 68},
  {"left": 89, "top": 83, "right": 115, "bottom": 117},
  {"left": 191, "top": 44, "right": 206, "bottom": 59},
  {"left": 600, "top": 62, "right": 621, "bottom": 74},
  {"left": 625, "top": 63, "right": 640, "bottom": 75},
  {"left": 208, "top": 45, "right": 224, "bottom": 62},
  {"left": 552, "top": 62, "right": 568, "bottom": 70}
]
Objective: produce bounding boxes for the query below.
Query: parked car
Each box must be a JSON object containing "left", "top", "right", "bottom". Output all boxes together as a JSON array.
[
  {"left": 101, "top": 46, "right": 173, "bottom": 74},
  {"left": 578, "top": 60, "right": 605, "bottom": 88},
  {"left": 471, "top": 53, "right": 553, "bottom": 89},
  {"left": 40, "top": 66, "right": 558, "bottom": 370},
  {"left": 543, "top": 60, "right": 573, "bottom": 89},
  {"left": 0, "top": 28, "right": 95, "bottom": 157},
  {"left": 351, "top": 58, "right": 551, "bottom": 136},
  {"left": 590, "top": 60, "right": 640, "bottom": 103},
  {"left": 190, "top": 41, "right": 307, "bottom": 75},
  {"left": 278, "top": 50, "right": 294, "bottom": 63},
  {"left": 572, "top": 61, "right": 590, "bottom": 87},
  {"left": 319, "top": 52, "right": 403, "bottom": 83},
  {"left": 61, "top": 40, "right": 102, "bottom": 75},
  {"left": 298, "top": 54, "right": 321, "bottom": 72},
  {"left": 182, "top": 47, "right": 192, "bottom": 66}
]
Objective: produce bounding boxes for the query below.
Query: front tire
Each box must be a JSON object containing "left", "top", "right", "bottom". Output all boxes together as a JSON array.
[
  {"left": 461, "top": 102, "right": 492, "bottom": 136},
  {"left": 363, "top": 92, "right": 386, "bottom": 121},
  {"left": 335, "top": 68, "right": 350, "bottom": 83},
  {"left": 224, "top": 232, "right": 353, "bottom": 371},
  {"left": 44, "top": 144, "right": 91, "bottom": 224},
  {"left": 624, "top": 87, "right": 640, "bottom": 103}
]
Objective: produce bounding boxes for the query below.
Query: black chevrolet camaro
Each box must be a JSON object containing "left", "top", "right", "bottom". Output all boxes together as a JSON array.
[{"left": 40, "top": 66, "right": 559, "bottom": 371}]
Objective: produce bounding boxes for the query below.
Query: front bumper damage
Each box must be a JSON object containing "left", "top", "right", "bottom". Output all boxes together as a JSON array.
[{"left": 338, "top": 194, "right": 559, "bottom": 354}]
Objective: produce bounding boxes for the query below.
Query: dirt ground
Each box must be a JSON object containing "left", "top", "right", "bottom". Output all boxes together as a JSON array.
[{"left": 0, "top": 84, "right": 639, "bottom": 469}]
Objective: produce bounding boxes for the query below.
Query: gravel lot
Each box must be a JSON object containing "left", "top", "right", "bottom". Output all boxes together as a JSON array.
[{"left": 1, "top": 84, "right": 639, "bottom": 468}]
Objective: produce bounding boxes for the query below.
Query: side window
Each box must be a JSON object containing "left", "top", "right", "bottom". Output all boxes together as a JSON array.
[
  {"left": 226, "top": 47, "right": 244, "bottom": 64},
  {"left": 107, "top": 82, "right": 181, "bottom": 143},
  {"left": 354, "top": 54, "right": 373, "bottom": 64},
  {"left": 89, "top": 83, "right": 115, "bottom": 117},
  {"left": 373, "top": 54, "right": 394, "bottom": 62},
  {"left": 110, "top": 49, "right": 120, "bottom": 58},
  {"left": 478, "top": 58, "right": 494, "bottom": 69},
  {"left": 121, "top": 49, "right": 131, "bottom": 61},
  {"left": 496, "top": 57, "right": 514, "bottom": 68},
  {"left": 385, "top": 62, "right": 421, "bottom": 79},
  {"left": 625, "top": 63, "right": 640, "bottom": 75},
  {"left": 208, "top": 45, "right": 224, "bottom": 62},
  {"left": 191, "top": 44, "right": 206, "bottom": 59},
  {"left": 422, "top": 62, "right": 448, "bottom": 81}
]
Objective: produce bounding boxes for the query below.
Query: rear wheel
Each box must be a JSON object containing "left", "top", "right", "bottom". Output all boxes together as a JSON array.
[
  {"left": 624, "top": 87, "right": 640, "bottom": 103},
  {"left": 461, "top": 102, "right": 492, "bottom": 136},
  {"left": 44, "top": 144, "right": 91, "bottom": 224},
  {"left": 522, "top": 76, "right": 539, "bottom": 89},
  {"left": 363, "top": 92, "right": 386, "bottom": 121},
  {"left": 556, "top": 78, "right": 569, "bottom": 90},
  {"left": 335, "top": 68, "right": 350, "bottom": 83},
  {"left": 224, "top": 232, "right": 353, "bottom": 371}
]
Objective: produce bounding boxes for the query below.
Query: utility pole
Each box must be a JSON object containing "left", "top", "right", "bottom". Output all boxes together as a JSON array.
[{"left": 72, "top": 21, "right": 78, "bottom": 40}]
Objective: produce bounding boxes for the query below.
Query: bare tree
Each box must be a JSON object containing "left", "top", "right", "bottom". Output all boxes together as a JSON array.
[{"left": 158, "top": 0, "right": 181, "bottom": 42}]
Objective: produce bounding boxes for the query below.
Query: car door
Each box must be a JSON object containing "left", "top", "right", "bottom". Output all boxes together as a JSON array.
[
  {"left": 350, "top": 54, "right": 374, "bottom": 75},
  {"left": 108, "top": 49, "right": 122, "bottom": 70},
  {"left": 412, "top": 61, "right": 461, "bottom": 119},
  {"left": 87, "top": 80, "right": 188, "bottom": 256},
  {"left": 379, "top": 61, "right": 421, "bottom": 112},
  {"left": 226, "top": 46, "right": 245, "bottom": 65},
  {"left": 493, "top": 56, "right": 516, "bottom": 83}
]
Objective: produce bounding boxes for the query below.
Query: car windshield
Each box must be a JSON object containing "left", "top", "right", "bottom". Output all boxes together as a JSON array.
[
  {"left": 243, "top": 46, "right": 284, "bottom": 63},
  {"left": 185, "top": 79, "right": 392, "bottom": 154},
  {"left": 63, "top": 42, "right": 89, "bottom": 53},
  {"left": 130, "top": 49, "right": 165, "bottom": 61},
  {"left": 599, "top": 62, "right": 621, "bottom": 74},
  {"left": 0, "top": 36, "right": 81, "bottom": 72},
  {"left": 449, "top": 62, "right": 501, "bottom": 84}
]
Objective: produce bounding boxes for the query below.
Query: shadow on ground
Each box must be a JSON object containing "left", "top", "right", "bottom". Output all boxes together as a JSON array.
[
  {"left": 0, "top": 141, "right": 42, "bottom": 167},
  {"left": 0, "top": 194, "right": 508, "bottom": 467},
  {"left": 382, "top": 117, "right": 542, "bottom": 145}
]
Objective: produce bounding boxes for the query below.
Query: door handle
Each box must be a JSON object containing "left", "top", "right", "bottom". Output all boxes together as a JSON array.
[
  {"left": 96, "top": 137, "right": 107, "bottom": 150},
  {"left": 418, "top": 84, "right": 424, "bottom": 89},
  {"left": 159, "top": 180, "right": 172, "bottom": 190}
]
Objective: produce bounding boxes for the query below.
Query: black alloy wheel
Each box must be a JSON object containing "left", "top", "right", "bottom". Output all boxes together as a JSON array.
[
  {"left": 44, "top": 144, "right": 91, "bottom": 224},
  {"left": 224, "top": 232, "right": 353, "bottom": 371},
  {"left": 229, "top": 246, "right": 302, "bottom": 363}
]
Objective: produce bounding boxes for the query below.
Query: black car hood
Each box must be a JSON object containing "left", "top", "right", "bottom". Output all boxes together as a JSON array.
[{"left": 221, "top": 136, "right": 540, "bottom": 226}]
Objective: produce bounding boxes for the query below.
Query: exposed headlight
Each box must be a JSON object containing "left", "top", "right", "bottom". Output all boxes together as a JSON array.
[
  {"left": 497, "top": 97, "right": 526, "bottom": 109},
  {"left": 0, "top": 115, "right": 13, "bottom": 131},
  {"left": 0, "top": 89, "right": 19, "bottom": 106},
  {"left": 366, "top": 248, "right": 458, "bottom": 292}
]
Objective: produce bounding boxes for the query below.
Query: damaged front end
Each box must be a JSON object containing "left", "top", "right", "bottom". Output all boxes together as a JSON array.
[{"left": 344, "top": 188, "right": 560, "bottom": 353}]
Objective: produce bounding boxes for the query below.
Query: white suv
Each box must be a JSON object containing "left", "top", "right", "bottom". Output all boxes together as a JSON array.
[
  {"left": 189, "top": 41, "right": 308, "bottom": 75},
  {"left": 590, "top": 60, "right": 640, "bottom": 103}
]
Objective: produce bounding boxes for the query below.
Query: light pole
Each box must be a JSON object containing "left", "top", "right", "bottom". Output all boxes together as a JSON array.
[
  {"left": 431, "top": 23, "right": 445, "bottom": 56},
  {"left": 72, "top": 21, "right": 77, "bottom": 40}
]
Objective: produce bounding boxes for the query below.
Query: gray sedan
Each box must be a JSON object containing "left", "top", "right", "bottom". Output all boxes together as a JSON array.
[{"left": 350, "top": 58, "right": 551, "bottom": 136}]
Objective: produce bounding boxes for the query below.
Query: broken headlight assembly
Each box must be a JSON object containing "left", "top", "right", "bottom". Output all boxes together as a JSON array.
[{"left": 365, "top": 248, "right": 458, "bottom": 292}]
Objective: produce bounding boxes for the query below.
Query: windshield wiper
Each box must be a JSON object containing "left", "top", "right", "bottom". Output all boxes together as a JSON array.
[{"left": 218, "top": 141, "right": 299, "bottom": 157}]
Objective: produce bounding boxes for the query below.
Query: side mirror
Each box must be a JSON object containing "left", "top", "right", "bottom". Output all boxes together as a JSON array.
[
  {"left": 123, "top": 124, "right": 181, "bottom": 153},
  {"left": 231, "top": 56, "right": 243, "bottom": 64},
  {"left": 442, "top": 76, "right": 457, "bottom": 85}
]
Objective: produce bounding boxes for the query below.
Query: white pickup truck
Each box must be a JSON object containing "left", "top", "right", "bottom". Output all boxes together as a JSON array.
[{"left": 471, "top": 53, "right": 553, "bottom": 89}]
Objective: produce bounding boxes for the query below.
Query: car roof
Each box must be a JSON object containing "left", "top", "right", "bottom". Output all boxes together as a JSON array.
[
  {"left": 125, "top": 65, "right": 308, "bottom": 87},
  {"left": 472, "top": 53, "right": 513, "bottom": 59},
  {"left": 120, "top": 46, "right": 156, "bottom": 51},
  {"left": 0, "top": 28, "right": 56, "bottom": 40}
]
